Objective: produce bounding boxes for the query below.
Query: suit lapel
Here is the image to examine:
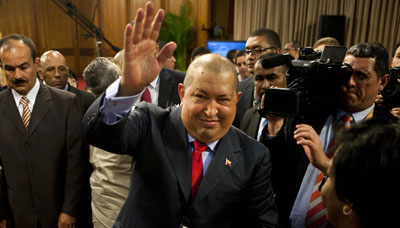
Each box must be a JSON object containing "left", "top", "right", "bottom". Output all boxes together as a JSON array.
[
  {"left": 158, "top": 68, "right": 173, "bottom": 108},
  {"left": 193, "top": 129, "right": 240, "bottom": 204},
  {"left": 26, "top": 84, "right": 52, "bottom": 136},
  {"left": 0, "top": 89, "right": 26, "bottom": 134},
  {"left": 164, "top": 107, "right": 192, "bottom": 201}
]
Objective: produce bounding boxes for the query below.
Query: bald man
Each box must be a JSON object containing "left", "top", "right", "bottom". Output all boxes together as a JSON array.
[
  {"left": 39, "top": 50, "right": 95, "bottom": 113},
  {"left": 83, "top": 2, "right": 278, "bottom": 227}
]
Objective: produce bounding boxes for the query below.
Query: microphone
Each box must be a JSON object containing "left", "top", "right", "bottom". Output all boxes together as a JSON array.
[{"left": 261, "top": 53, "right": 294, "bottom": 69}]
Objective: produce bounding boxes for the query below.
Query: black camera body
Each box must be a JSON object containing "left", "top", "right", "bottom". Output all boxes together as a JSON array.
[
  {"left": 381, "top": 67, "right": 400, "bottom": 109},
  {"left": 262, "top": 46, "right": 353, "bottom": 118}
]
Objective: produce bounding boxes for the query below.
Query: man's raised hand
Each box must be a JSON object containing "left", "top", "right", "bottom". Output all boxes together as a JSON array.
[{"left": 118, "top": 1, "right": 177, "bottom": 97}]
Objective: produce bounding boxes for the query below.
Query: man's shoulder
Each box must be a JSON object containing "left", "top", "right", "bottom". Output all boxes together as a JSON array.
[
  {"left": 238, "top": 75, "right": 254, "bottom": 90},
  {"left": 68, "top": 85, "right": 95, "bottom": 100},
  {"left": 373, "top": 104, "right": 398, "bottom": 123},
  {"left": 160, "top": 68, "right": 186, "bottom": 80},
  {"left": 44, "top": 84, "right": 75, "bottom": 100},
  {"left": 227, "top": 126, "right": 268, "bottom": 154}
]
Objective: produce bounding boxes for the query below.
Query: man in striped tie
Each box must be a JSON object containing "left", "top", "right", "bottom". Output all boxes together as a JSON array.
[
  {"left": 289, "top": 43, "right": 398, "bottom": 228},
  {"left": 0, "top": 34, "right": 86, "bottom": 228}
]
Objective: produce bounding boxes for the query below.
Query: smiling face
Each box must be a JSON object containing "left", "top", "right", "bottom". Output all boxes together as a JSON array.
[
  {"left": 179, "top": 64, "right": 241, "bottom": 143},
  {"left": 0, "top": 39, "right": 39, "bottom": 95},
  {"left": 340, "top": 55, "right": 389, "bottom": 112}
]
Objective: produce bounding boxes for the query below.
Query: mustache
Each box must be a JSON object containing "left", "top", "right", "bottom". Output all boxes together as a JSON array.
[{"left": 13, "top": 78, "right": 28, "bottom": 84}]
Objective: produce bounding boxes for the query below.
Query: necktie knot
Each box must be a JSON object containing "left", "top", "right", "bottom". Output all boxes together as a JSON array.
[
  {"left": 340, "top": 114, "right": 354, "bottom": 129},
  {"left": 140, "top": 87, "right": 152, "bottom": 103},
  {"left": 193, "top": 140, "right": 208, "bottom": 153},
  {"left": 20, "top": 96, "right": 29, "bottom": 106}
]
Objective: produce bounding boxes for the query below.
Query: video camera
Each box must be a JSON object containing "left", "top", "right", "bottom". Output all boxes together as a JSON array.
[
  {"left": 261, "top": 46, "right": 353, "bottom": 118},
  {"left": 380, "top": 67, "right": 400, "bottom": 109}
]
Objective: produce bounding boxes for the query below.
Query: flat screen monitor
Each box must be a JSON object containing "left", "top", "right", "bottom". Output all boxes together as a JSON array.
[{"left": 207, "top": 41, "right": 246, "bottom": 57}]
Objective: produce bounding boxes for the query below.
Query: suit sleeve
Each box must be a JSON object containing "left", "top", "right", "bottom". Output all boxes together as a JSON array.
[
  {"left": 62, "top": 96, "right": 86, "bottom": 216},
  {"left": 0, "top": 163, "right": 10, "bottom": 220},
  {"left": 83, "top": 95, "right": 151, "bottom": 157}
]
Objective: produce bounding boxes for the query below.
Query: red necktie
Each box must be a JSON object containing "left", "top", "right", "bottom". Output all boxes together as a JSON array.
[
  {"left": 306, "top": 114, "right": 354, "bottom": 228},
  {"left": 191, "top": 140, "right": 208, "bottom": 200},
  {"left": 141, "top": 87, "right": 152, "bottom": 103}
]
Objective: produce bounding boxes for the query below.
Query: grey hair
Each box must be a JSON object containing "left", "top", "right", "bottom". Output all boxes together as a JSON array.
[{"left": 83, "top": 57, "right": 121, "bottom": 97}]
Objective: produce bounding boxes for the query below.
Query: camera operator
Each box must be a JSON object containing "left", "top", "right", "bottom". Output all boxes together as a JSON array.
[
  {"left": 281, "top": 43, "right": 397, "bottom": 228},
  {"left": 375, "top": 42, "right": 400, "bottom": 120},
  {"left": 240, "top": 52, "right": 297, "bottom": 227}
]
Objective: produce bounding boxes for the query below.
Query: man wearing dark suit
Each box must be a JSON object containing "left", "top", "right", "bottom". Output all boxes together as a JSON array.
[
  {"left": 0, "top": 35, "right": 85, "bottom": 227},
  {"left": 234, "top": 28, "right": 282, "bottom": 127},
  {"left": 39, "top": 50, "right": 95, "bottom": 228},
  {"left": 39, "top": 50, "right": 95, "bottom": 113},
  {"left": 84, "top": 56, "right": 185, "bottom": 227},
  {"left": 83, "top": 2, "right": 278, "bottom": 227},
  {"left": 240, "top": 53, "right": 295, "bottom": 227}
]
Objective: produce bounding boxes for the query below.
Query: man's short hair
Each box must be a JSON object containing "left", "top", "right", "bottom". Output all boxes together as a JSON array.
[
  {"left": 347, "top": 42, "right": 389, "bottom": 78},
  {"left": 250, "top": 29, "right": 281, "bottom": 49},
  {"left": 226, "top": 49, "right": 238, "bottom": 63},
  {"left": 69, "top": 69, "right": 77, "bottom": 80},
  {"left": 83, "top": 57, "right": 121, "bottom": 97},
  {"left": 190, "top": 46, "right": 210, "bottom": 60},
  {"left": 313, "top": 37, "right": 340, "bottom": 49},
  {"left": 235, "top": 50, "right": 246, "bottom": 62},
  {"left": 0, "top": 34, "right": 37, "bottom": 63}
]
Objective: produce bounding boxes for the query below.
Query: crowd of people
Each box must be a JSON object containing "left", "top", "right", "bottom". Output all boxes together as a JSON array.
[{"left": 0, "top": 1, "right": 399, "bottom": 228}]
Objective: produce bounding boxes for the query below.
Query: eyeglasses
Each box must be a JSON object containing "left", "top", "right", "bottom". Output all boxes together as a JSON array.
[{"left": 244, "top": 47, "right": 277, "bottom": 55}]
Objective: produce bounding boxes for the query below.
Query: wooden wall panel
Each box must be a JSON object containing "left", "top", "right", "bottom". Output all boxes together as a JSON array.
[
  {"left": 0, "top": 0, "right": 211, "bottom": 88},
  {"left": 0, "top": 0, "right": 38, "bottom": 46}
]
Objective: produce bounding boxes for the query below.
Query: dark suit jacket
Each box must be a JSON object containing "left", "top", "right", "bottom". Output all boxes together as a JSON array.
[
  {"left": 157, "top": 67, "right": 185, "bottom": 108},
  {"left": 84, "top": 99, "right": 278, "bottom": 228},
  {"left": 240, "top": 105, "right": 298, "bottom": 227},
  {"left": 234, "top": 76, "right": 254, "bottom": 127},
  {"left": 67, "top": 83, "right": 96, "bottom": 113},
  {"left": 0, "top": 83, "right": 85, "bottom": 228}
]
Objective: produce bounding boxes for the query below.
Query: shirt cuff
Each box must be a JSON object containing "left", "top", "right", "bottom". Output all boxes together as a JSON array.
[{"left": 100, "top": 78, "right": 143, "bottom": 124}]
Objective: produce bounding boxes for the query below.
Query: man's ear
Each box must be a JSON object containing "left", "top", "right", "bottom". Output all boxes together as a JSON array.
[
  {"left": 378, "top": 73, "right": 390, "bottom": 92},
  {"left": 178, "top": 83, "right": 185, "bottom": 100}
]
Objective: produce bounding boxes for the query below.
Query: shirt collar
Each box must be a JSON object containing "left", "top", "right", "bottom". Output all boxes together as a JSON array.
[
  {"left": 12, "top": 77, "right": 40, "bottom": 106},
  {"left": 187, "top": 133, "right": 219, "bottom": 152},
  {"left": 337, "top": 103, "right": 375, "bottom": 123},
  {"left": 148, "top": 75, "right": 160, "bottom": 89}
]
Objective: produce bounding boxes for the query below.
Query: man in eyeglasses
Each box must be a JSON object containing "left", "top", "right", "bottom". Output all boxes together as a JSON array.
[
  {"left": 233, "top": 28, "right": 281, "bottom": 127},
  {"left": 39, "top": 50, "right": 95, "bottom": 113}
]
